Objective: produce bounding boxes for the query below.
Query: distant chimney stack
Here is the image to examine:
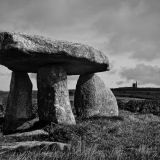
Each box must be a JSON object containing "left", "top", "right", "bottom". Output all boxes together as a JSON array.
[{"left": 132, "top": 81, "right": 138, "bottom": 88}]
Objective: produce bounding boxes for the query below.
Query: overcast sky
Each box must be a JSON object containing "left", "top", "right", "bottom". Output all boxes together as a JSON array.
[{"left": 0, "top": 0, "right": 160, "bottom": 90}]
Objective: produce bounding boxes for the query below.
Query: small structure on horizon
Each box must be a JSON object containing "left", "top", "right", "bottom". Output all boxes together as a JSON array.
[{"left": 132, "top": 81, "right": 138, "bottom": 88}]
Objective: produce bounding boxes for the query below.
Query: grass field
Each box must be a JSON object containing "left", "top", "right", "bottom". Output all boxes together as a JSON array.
[
  {"left": 117, "top": 99, "right": 160, "bottom": 116},
  {"left": 112, "top": 87, "right": 160, "bottom": 100},
  {"left": 0, "top": 89, "right": 160, "bottom": 159},
  {"left": 0, "top": 110, "right": 160, "bottom": 160}
]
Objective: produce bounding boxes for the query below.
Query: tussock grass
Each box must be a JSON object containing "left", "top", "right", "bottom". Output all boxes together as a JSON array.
[{"left": 118, "top": 99, "right": 160, "bottom": 116}]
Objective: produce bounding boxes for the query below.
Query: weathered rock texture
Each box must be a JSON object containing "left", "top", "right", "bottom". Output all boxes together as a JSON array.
[
  {"left": 16, "top": 118, "right": 39, "bottom": 131},
  {"left": 0, "top": 141, "right": 70, "bottom": 155},
  {"left": 0, "top": 32, "right": 109, "bottom": 74},
  {"left": 4, "top": 129, "right": 49, "bottom": 141},
  {"left": 37, "top": 65, "right": 76, "bottom": 124},
  {"left": 4, "top": 72, "right": 33, "bottom": 133},
  {"left": 74, "top": 74, "right": 118, "bottom": 118}
]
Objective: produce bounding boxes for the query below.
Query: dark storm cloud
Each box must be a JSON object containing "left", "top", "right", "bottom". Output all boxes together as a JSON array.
[{"left": 120, "top": 64, "right": 160, "bottom": 85}]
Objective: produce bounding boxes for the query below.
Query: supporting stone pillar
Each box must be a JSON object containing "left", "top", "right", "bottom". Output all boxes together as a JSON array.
[
  {"left": 4, "top": 72, "right": 33, "bottom": 134},
  {"left": 74, "top": 74, "right": 119, "bottom": 119},
  {"left": 37, "top": 65, "right": 76, "bottom": 125}
]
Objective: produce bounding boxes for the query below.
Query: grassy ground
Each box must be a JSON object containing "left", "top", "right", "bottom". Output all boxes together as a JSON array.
[
  {"left": 112, "top": 88, "right": 160, "bottom": 100},
  {"left": 0, "top": 110, "right": 160, "bottom": 159},
  {"left": 117, "top": 99, "right": 160, "bottom": 116}
]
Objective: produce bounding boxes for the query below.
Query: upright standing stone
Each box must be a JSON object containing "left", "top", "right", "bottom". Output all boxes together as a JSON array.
[
  {"left": 37, "top": 65, "right": 76, "bottom": 125},
  {"left": 4, "top": 72, "right": 33, "bottom": 134},
  {"left": 74, "top": 74, "right": 118, "bottom": 119}
]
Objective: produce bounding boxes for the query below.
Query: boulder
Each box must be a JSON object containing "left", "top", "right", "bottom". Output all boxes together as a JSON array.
[
  {"left": 3, "top": 129, "right": 49, "bottom": 141},
  {"left": 16, "top": 118, "right": 39, "bottom": 131},
  {"left": 0, "top": 141, "right": 70, "bottom": 155},
  {"left": 4, "top": 72, "right": 33, "bottom": 134},
  {"left": 37, "top": 65, "right": 76, "bottom": 125},
  {"left": 0, "top": 32, "right": 109, "bottom": 74},
  {"left": 74, "top": 74, "right": 118, "bottom": 118}
]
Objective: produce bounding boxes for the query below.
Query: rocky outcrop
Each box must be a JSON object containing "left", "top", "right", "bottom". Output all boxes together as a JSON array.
[
  {"left": 37, "top": 65, "right": 76, "bottom": 125},
  {"left": 0, "top": 32, "right": 109, "bottom": 74},
  {"left": 4, "top": 72, "right": 33, "bottom": 134},
  {"left": 74, "top": 74, "right": 118, "bottom": 118}
]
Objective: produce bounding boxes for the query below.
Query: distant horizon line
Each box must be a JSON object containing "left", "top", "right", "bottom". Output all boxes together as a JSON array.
[{"left": 0, "top": 86, "right": 160, "bottom": 92}]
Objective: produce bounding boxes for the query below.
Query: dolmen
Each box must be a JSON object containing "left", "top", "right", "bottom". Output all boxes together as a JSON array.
[{"left": 0, "top": 32, "right": 118, "bottom": 134}]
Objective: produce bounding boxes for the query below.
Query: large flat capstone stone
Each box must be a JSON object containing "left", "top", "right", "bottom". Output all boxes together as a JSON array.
[{"left": 0, "top": 32, "right": 109, "bottom": 74}]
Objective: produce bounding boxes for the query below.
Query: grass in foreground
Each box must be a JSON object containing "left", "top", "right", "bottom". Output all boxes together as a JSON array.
[{"left": 0, "top": 110, "right": 160, "bottom": 160}]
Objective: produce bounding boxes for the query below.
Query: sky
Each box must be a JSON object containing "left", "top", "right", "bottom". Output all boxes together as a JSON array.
[{"left": 0, "top": 0, "right": 160, "bottom": 90}]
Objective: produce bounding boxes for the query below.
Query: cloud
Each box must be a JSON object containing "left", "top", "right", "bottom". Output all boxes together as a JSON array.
[
  {"left": 68, "top": 75, "right": 79, "bottom": 81},
  {"left": 29, "top": 73, "right": 78, "bottom": 89},
  {"left": 120, "top": 64, "right": 160, "bottom": 86},
  {"left": 130, "top": 41, "right": 160, "bottom": 61},
  {"left": 1, "top": 0, "right": 160, "bottom": 63},
  {"left": 0, "top": 0, "right": 160, "bottom": 90},
  {"left": 91, "top": 0, "right": 160, "bottom": 61},
  {"left": 30, "top": 73, "right": 37, "bottom": 79},
  {"left": 116, "top": 80, "right": 126, "bottom": 86},
  {"left": 0, "top": 65, "right": 11, "bottom": 76}
]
